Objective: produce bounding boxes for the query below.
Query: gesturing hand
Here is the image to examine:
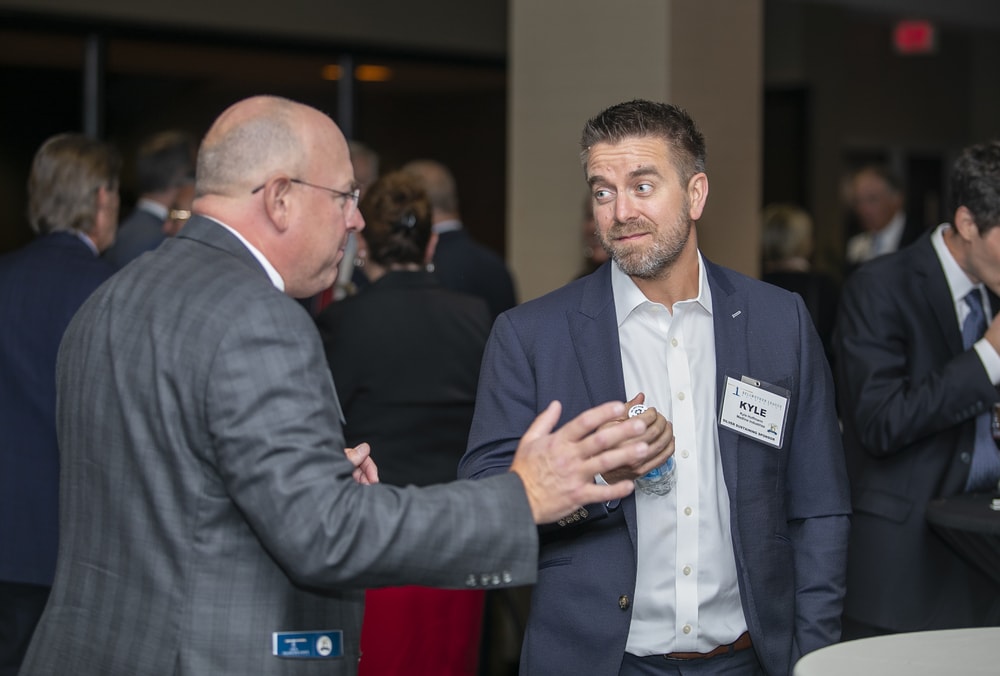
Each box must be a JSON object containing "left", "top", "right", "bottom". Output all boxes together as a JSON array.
[{"left": 510, "top": 400, "right": 649, "bottom": 524}]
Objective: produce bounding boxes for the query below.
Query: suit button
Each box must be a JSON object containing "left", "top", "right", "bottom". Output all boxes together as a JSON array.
[
  {"left": 961, "top": 452, "right": 971, "bottom": 464},
  {"left": 619, "top": 595, "right": 630, "bottom": 610}
]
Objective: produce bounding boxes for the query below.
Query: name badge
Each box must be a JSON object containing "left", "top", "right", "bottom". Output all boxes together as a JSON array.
[
  {"left": 273, "top": 630, "right": 343, "bottom": 659},
  {"left": 719, "top": 375, "right": 790, "bottom": 448}
]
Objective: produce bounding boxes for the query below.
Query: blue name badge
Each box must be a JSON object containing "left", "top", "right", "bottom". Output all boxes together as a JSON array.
[{"left": 272, "top": 630, "right": 343, "bottom": 659}]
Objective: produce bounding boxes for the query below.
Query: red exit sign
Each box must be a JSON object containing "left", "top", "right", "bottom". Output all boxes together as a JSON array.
[{"left": 894, "top": 20, "right": 936, "bottom": 55}]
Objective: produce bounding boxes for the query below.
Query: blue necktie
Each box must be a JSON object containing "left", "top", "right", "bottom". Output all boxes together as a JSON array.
[{"left": 962, "top": 289, "right": 1000, "bottom": 493}]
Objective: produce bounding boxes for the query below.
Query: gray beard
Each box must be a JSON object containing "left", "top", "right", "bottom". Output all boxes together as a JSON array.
[{"left": 603, "top": 217, "right": 692, "bottom": 280}]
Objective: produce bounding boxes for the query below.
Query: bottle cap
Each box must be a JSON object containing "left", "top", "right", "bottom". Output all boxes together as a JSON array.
[{"left": 628, "top": 404, "right": 647, "bottom": 418}]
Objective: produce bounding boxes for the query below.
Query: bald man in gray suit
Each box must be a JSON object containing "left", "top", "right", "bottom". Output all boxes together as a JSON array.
[{"left": 19, "top": 96, "right": 655, "bottom": 676}]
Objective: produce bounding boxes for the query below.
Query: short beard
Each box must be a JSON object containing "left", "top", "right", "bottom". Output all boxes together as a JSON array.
[{"left": 599, "top": 213, "right": 692, "bottom": 280}]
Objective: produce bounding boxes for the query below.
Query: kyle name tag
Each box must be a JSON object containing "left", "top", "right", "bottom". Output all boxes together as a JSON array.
[
  {"left": 719, "top": 376, "right": 790, "bottom": 448},
  {"left": 273, "top": 630, "right": 343, "bottom": 659}
]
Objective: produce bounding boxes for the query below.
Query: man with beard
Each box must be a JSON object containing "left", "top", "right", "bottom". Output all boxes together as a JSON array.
[{"left": 459, "top": 99, "right": 850, "bottom": 676}]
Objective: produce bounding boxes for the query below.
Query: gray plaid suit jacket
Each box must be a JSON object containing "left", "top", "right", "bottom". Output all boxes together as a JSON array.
[{"left": 20, "top": 216, "right": 537, "bottom": 676}]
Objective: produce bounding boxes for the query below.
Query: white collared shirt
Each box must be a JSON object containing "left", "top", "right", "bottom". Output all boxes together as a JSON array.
[
  {"left": 612, "top": 256, "right": 747, "bottom": 655},
  {"left": 136, "top": 197, "right": 169, "bottom": 221},
  {"left": 846, "top": 211, "right": 906, "bottom": 264},
  {"left": 931, "top": 223, "right": 1000, "bottom": 382},
  {"left": 203, "top": 216, "right": 285, "bottom": 292}
]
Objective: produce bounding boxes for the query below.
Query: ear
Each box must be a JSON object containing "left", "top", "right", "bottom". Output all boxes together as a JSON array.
[
  {"left": 259, "top": 177, "right": 294, "bottom": 233},
  {"left": 953, "top": 205, "right": 979, "bottom": 242},
  {"left": 424, "top": 231, "right": 439, "bottom": 265},
  {"left": 687, "top": 172, "right": 709, "bottom": 221},
  {"left": 91, "top": 185, "right": 118, "bottom": 252}
]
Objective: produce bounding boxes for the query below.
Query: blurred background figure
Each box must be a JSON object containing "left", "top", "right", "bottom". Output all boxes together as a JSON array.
[
  {"left": 315, "top": 170, "right": 492, "bottom": 675},
  {"left": 103, "top": 129, "right": 196, "bottom": 269},
  {"left": 843, "top": 164, "right": 922, "bottom": 275},
  {"left": 402, "top": 158, "right": 517, "bottom": 320},
  {"left": 576, "top": 191, "right": 608, "bottom": 278},
  {"left": 0, "top": 133, "right": 120, "bottom": 676},
  {"left": 761, "top": 202, "right": 840, "bottom": 365}
]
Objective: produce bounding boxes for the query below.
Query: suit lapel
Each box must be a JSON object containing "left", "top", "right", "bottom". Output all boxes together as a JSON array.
[
  {"left": 567, "top": 265, "right": 635, "bottom": 542},
  {"left": 912, "top": 235, "right": 964, "bottom": 356},
  {"left": 568, "top": 265, "right": 627, "bottom": 406},
  {"left": 707, "top": 261, "right": 748, "bottom": 503}
]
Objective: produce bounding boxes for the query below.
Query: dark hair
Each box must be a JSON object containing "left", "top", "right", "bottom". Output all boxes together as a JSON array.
[
  {"left": 950, "top": 140, "right": 1000, "bottom": 234},
  {"left": 359, "top": 171, "right": 433, "bottom": 266},
  {"left": 137, "top": 130, "right": 196, "bottom": 193},
  {"left": 580, "top": 99, "right": 706, "bottom": 185}
]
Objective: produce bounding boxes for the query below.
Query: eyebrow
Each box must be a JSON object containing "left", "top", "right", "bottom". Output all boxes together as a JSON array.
[{"left": 587, "top": 165, "right": 662, "bottom": 188}]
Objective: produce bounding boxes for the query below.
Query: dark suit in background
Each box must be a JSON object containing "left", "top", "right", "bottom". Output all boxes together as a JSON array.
[
  {"left": 102, "top": 201, "right": 165, "bottom": 268},
  {"left": 317, "top": 269, "right": 492, "bottom": 674},
  {"left": 400, "top": 160, "right": 517, "bottom": 321},
  {"left": 835, "top": 230, "right": 1000, "bottom": 634},
  {"left": 0, "top": 233, "right": 114, "bottom": 676},
  {"left": 433, "top": 225, "right": 517, "bottom": 320},
  {"left": 317, "top": 270, "right": 491, "bottom": 487},
  {"left": 0, "top": 132, "right": 120, "bottom": 676}
]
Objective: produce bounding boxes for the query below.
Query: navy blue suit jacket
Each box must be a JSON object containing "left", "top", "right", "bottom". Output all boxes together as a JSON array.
[
  {"left": 459, "top": 259, "right": 850, "bottom": 676},
  {"left": 0, "top": 232, "right": 114, "bottom": 586}
]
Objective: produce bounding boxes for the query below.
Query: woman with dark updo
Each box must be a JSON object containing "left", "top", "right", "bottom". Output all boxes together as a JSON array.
[{"left": 316, "top": 170, "right": 492, "bottom": 675}]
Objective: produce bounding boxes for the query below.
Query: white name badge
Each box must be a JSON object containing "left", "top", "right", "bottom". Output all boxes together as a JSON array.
[
  {"left": 273, "top": 630, "right": 343, "bottom": 659},
  {"left": 719, "top": 376, "right": 790, "bottom": 448}
]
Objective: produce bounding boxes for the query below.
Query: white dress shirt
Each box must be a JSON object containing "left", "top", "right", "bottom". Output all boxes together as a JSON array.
[
  {"left": 612, "top": 256, "right": 747, "bottom": 655},
  {"left": 931, "top": 223, "right": 1000, "bottom": 381}
]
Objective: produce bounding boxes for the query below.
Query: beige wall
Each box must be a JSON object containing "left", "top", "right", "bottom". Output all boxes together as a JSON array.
[{"left": 508, "top": 0, "right": 763, "bottom": 301}]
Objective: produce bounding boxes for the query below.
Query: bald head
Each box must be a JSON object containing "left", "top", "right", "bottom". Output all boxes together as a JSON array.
[
  {"left": 190, "top": 95, "right": 362, "bottom": 299},
  {"left": 196, "top": 96, "right": 342, "bottom": 199},
  {"left": 401, "top": 159, "right": 459, "bottom": 220}
]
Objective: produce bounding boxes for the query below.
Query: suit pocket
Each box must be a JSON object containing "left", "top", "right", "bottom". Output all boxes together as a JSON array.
[
  {"left": 538, "top": 556, "right": 572, "bottom": 570},
  {"left": 854, "top": 487, "right": 913, "bottom": 523}
]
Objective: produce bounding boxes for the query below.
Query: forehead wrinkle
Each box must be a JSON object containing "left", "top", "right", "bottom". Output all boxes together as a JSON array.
[{"left": 588, "top": 164, "right": 662, "bottom": 188}]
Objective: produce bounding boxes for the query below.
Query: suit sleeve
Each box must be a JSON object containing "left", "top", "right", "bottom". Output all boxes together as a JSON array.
[
  {"left": 834, "top": 266, "right": 996, "bottom": 456},
  {"left": 459, "top": 312, "right": 537, "bottom": 480},
  {"left": 205, "top": 296, "right": 539, "bottom": 590},
  {"left": 785, "top": 294, "right": 851, "bottom": 657}
]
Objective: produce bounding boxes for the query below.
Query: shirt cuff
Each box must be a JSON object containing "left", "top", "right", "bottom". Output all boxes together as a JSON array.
[{"left": 974, "top": 338, "right": 1000, "bottom": 384}]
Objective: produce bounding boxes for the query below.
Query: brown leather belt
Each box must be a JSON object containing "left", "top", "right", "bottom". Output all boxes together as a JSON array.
[{"left": 663, "top": 631, "right": 752, "bottom": 660}]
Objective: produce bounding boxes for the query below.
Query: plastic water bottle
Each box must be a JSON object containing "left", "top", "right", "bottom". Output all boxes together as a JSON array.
[{"left": 629, "top": 403, "right": 676, "bottom": 496}]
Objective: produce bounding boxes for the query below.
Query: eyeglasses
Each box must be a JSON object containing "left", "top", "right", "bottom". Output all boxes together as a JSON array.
[{"left": 251, "top": 178, "right": 360, "bottom": 215}]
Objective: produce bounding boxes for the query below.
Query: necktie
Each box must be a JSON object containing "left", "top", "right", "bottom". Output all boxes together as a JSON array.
[{"left": 962, "top": 289, "right": 1000, "bottom": 493}]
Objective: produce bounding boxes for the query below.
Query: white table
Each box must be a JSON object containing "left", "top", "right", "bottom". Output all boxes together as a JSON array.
[{"left": 793, "top": 628, "right": 1000, "bottom": 676}]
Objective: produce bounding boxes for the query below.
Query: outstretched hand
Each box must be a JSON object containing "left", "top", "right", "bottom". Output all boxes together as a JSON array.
[{"left": 510, "top": 400, "right": 650, "bottom": 524}]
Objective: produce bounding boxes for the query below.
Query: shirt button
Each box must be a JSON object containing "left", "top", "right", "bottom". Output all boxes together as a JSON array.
[
  {"left": 678, "top": 392, "right": 686, "bottom": 401},
  {"left": 683, "top": 565, "right": 692, "bottom": 576},
  {"left": 671, "top": 338, "right": 679, "bottom": 347},
  {"left": 681, "top": 449, "right": 690, "bottom": 459},
  {"left": 684, "top": 506, "right": 693, "bottom": 516},
  {"left": 683, "top": 624, "right": 692, "bottom": 634},
  {"left": 619, "top": 595, "right": 630, "bottom": 610}
]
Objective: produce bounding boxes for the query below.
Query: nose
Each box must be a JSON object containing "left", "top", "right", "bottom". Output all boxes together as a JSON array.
[
  {"left": 347, "top": 207, "right": 365, "bottom": 233},
  {"left": 614, "top": 192, "right": 638, "bottom": 223}
]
